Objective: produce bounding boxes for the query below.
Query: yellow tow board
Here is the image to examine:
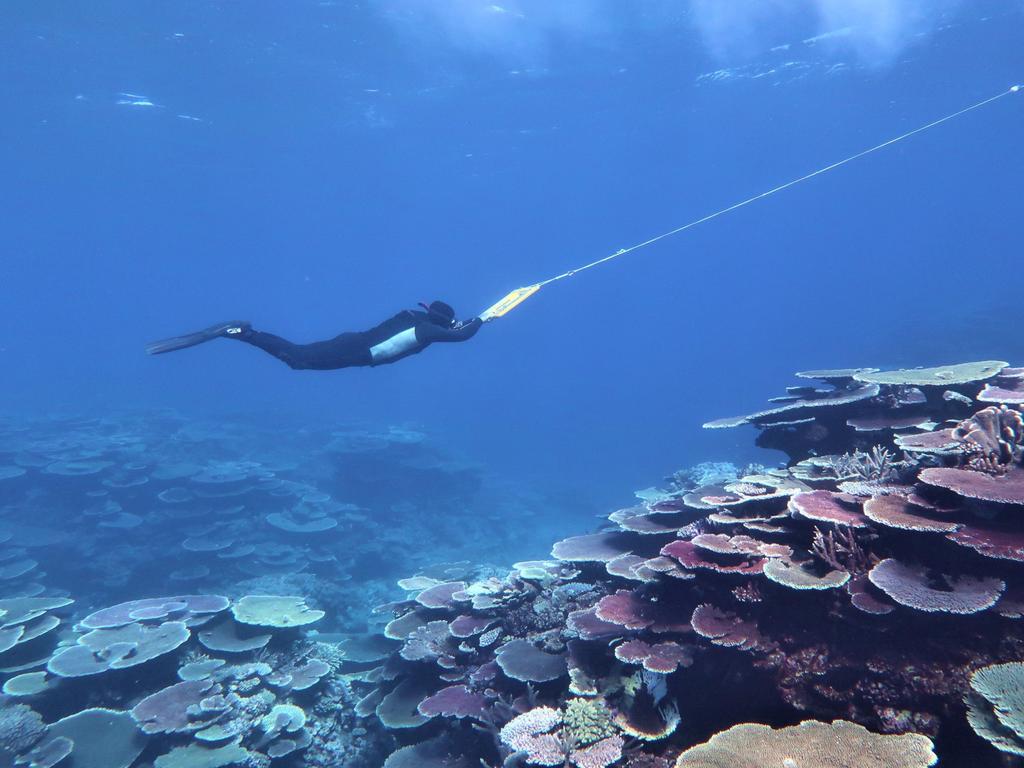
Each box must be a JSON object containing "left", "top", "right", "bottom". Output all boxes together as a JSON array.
[{"left": 479, "top": 284, "right": 542, "bottom": 321}]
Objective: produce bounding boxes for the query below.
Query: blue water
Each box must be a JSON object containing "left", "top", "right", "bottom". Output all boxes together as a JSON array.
[
  {"left": 1, "top": 5, "right": 1023, "bottom": 767},
  {"left": 2, "top": 1, "right": 1022, "bottom": 517}
]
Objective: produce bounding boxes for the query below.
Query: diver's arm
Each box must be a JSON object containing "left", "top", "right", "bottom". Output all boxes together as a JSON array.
[{"left": 417, "top": 317, "right": 483, "bottom": 344}]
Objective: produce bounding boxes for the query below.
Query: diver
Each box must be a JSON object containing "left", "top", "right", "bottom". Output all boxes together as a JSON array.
[{"left": 145, "top": 301, "right": 484, "bottom": 370}]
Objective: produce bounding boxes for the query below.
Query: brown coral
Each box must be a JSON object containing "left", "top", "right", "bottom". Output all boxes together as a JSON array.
[
  {"left": 953, "top": 404, "right": 1024, "bottom": 473},
  {"left": 672, "top": 720, "right": 936, "bottom": 768}
]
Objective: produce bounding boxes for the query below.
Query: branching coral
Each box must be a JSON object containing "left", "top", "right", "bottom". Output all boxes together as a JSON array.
[
  {"left": 500, "top": 706, "right": 624, "bottom": 768},
  {"left": 563, "top": 698, "right": 616, "bottom": 746},
  {"left": 811, "top": 526, "right": 877, "bottom": 575},
  {"left": 826, "top": 446, "right": 902, "bottom": 483}
]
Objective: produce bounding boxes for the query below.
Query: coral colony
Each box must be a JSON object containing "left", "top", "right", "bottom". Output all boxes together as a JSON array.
[{"left": 2, "top": 361, "right": 1024, "bottom": 766}]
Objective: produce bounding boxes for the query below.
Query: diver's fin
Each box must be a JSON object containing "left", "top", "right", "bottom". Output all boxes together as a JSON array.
[{"left": 145, "top": 321, "right": 250, "bottom": 355}]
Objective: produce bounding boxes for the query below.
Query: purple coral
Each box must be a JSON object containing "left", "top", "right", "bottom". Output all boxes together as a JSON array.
[
  {"left": 416, "top": 685, "right": 490, "bottom": 720},
  {"left": 595, "top": 589, "right": 691, "bottom": 634},
  {"left": 131, "top": 680, "right": 215, "bottom": 734},
  {"left": 499, "top": 707, "right": 565, "bottom": 766},
  {"left": 551, "top": 532, "right": 640, "bottom": 563},
  {"left": 661, "top": 539, "right": 766, "bottom": 576},
  {"left": 614, "top": 640, "right": 692, "bottom": 674},
  {"left": 399, "top": 620, "right": 453, "bottom": 663},
  {"left": 495, "top": 639, "right": 566, "bottom": 683},
  {"left": 415, "top": 582, "right": 467, "bottom": 610},
  {"left": 80, "top": 595, "right": 228, "bottom": 629},
  {"left": 919, "top": 466, "right": 1024, "bottom": 505},
  {"left": 789, "top": 491, "right": 869, "bottom": 528},
  {"left": 690, "top": 604, "right": 765, "bottom": 651},
  {"left": 571, "top": 735, "right": 624, "bottom": 768}
]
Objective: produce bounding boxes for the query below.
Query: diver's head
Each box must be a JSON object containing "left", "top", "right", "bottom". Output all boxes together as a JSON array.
[{"left": 420, "top": 300, "right": 456, "bottom": 328}]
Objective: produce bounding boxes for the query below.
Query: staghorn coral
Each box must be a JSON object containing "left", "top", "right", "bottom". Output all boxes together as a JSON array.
[
  {"left": 810, "top": 525, "right": 876, "bottom": 575},
  {"left": 826, "top": 446, "right": 903, "bottom": 483}
]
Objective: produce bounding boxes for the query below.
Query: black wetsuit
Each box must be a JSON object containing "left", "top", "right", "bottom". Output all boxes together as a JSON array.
[{"left": 233, "top": 311, "right": 482, "bottom": 370}]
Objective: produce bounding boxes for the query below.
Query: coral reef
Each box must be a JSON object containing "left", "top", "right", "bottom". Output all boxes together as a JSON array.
[
  {"left": 0, "top": 592, "right": 390, "bottom": 766},
  {"left": 350, "top": 361, "right": 1024, "bottom": 766},
  {"left": 0, "top": 412, "right": 558, "bottom": 624},
  {"left": 4, "top": 361, "right": 1023, "bottom": 766},
  {"left": 0, "top": 412, "right": 564, "bottom": 767}
]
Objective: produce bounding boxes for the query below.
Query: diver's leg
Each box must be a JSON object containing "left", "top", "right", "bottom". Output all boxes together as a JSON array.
[
  {"left": 230, "top": 330, "right": 321, "bottom": 370},
  {"left": 225, "top": 329, "right": 371, "bottom": 370}
]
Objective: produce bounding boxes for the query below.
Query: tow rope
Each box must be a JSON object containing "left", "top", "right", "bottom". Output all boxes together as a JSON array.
[{"left": 479, "top": 84, "right": 1021, "bottom": 322}]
